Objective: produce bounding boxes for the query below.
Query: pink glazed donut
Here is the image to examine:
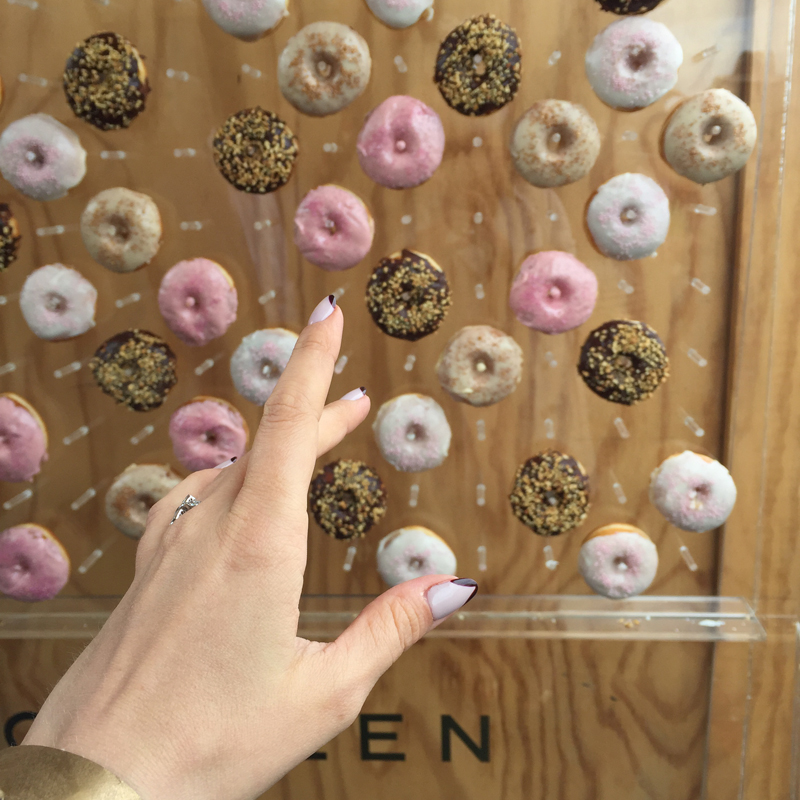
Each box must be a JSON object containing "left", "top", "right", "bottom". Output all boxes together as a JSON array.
[
  {"left": 169, "top": 397, "right": 249, "bottom": 472},
  {"left": 0, "top": 524, "right": 70, "bottom": 602},
  {"left": 0, "top": 113, "right": 86, "bottom": 201},
  {"left": 509, "top": 251, "right": 598, "bottom": 334},
  {"left": 294, "top": 185, "right": 375, "bottom": 271},
  {"left": 357, "top": 96, "right": 445, "bottom": 189},
  {"left": 0, "top": 394, "right": 48, "bottom": 483},
  {"left": 157, "top": 258, "right": 238, "bottom": 347},
  {"left": 578, "top": 523, "right": 658, "bottom": 599}
]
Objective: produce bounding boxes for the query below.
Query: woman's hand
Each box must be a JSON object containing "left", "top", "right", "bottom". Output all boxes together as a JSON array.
[{"left": 23, "top": 296, "right": 477, "bottom": 800}]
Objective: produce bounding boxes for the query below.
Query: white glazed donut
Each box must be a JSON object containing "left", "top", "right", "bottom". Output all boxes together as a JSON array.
[
  {"left": 278, "top": 22, "right": 371, "bottom": 117},
  {"left": 105, "top": 464, "right": 182, "bottom": 540},
  {"left": 366, "top": 0, "right": 433, "bottom": 28},
  {"left": 578, "top": 523, "right": 658, "bottom": 599},
  {"left": 230, "top": 328, "right": 298, "bottom": 405},
  {"left": 663, "top": 89, "right": 757, "bottom": 184},
  {"left": 373, "top": 393, "right": 452, "bottom": 472},
  {"left": 20, "top": 264, "right": 97, "bottom": 341},
  {"left": 587, "top": 173, "right": 670, "bottom": 260},
  {"left": 201, "top": 0, "right": 288, "bottom": 41},
  {"left": 376, "top": 526, "right": 457, "bottom": 587},
  {"left": 649, "top": 451, "right": 737, "bottom": 532},
  {"left": 585, "top": 18, "right": 683, "bottom": 110}
]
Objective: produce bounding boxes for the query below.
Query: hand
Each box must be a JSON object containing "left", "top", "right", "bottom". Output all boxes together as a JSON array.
[{"left": 23, "top": 296, "right": 478, "bottom": 800}]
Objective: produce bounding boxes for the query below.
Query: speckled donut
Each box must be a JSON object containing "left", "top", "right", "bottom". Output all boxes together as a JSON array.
[
  {"left": 278, "top": 22, "right": 371, "bottom": 117},
  {"left": 0, "top": 524, "right": 69, "bottom": 602},
  {"left": 366, "top": 0, "right": 433, "bottom": 28},
  {"left": 81, "top": 188, "right": 162, "bottom": 273},
  {"left": 649, "top": 451, "right": 737, "bottom": 532},
  {"left": 0, "top": 113, "right": 87, "bottom": 201},
  {"left": 0, "top": 394, "right": 48, "bottom": 483},
  {"left": 509, "top": 450, "right": 591, "bottom": 537},
  {"left": 366, "top": 250, "right": 452, "bottom": 341},
  {"left": 90, "top": 330, "right": 178, "bottom": 412},
  {"left": 105, "top": 464, "right": 182, "bottom": 540},
  {"left": 586, "top": 18, "right": 683, "bottom": 110},
  {"left": 663, "top": 89, "right": 757, "bottom": 184},
  {"left": 20, "top": 264, "right": 97, "bottom": 341},
  {"left": 0, "top": 204, "right": 21, "bottom": 272},
  {"left": 169, "top": 397, "right": 249, "bottom": 473},
  {"left": 436, "top": 325, "right": 523, "bottom": 407},
  {"left": 63, "top": 32, "right": 150, "bottom": 130},
  {"left": 377, "top": 526, "right": 457, "bottom": 587},
  {"left": 373, "top": 394, "right": 452, "bottom": 473},
  {"left": 435, "top": 15, "right": 522, "bottom": 116},
  {"left": 230, "top": 328, "right": 298, "bottom": 405},
  {"left": 511, "top": 100, "right": 600, "bottom": 188},
  {"left": 587, "top": 173, "right": 670, "bottom": 260},
  {"left": 213, "top": 108, "right": 299, "bottom": 193},
  {"left": 201, "top": 0, "right": 289, "bottom": 41},
  {"left": 309, "top": 459, "right": 388, "bottom": 540},
  {"left": 578, "top": 523, "right": 658, "bottom": 599},
  {"left": 595, "top": 0, "right": 668, "bottom": 13},
  {"left": 578, "top": 320, "right": 669, "bottom": 405}
]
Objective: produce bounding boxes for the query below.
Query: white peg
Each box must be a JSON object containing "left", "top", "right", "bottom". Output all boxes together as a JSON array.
[
  {"left": 408, "top": 484, "right": 419, "bottom": 508},
  {"left": 2, "top": 488, "right": 32, "bottom": 510},
  {"left": 477, "top": 545, "right": 487, "bottom": 572},
  {"left": 543, "top": 544, "right": 559, "bottom": 570},
  {"left": 130, "top": 424, "right": 155, "bottom": 445},
  {"left": 342, "top": 545, "right": 357, "bottom": 572},
  {"left": 476, "top": 484, "right": 486, "bottom": 506},
  {"left": 70, "top": 487, "right": 97, "bottom": 511}
]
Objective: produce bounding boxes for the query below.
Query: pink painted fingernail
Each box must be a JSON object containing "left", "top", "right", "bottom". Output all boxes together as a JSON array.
[
  {"left": 214, "top": 457, "right": 237, "bottom": 469},
  {"left": 427, "top": 578, "right": 478, "bottom": 621},
  {"left": 308, "top": 294, "right": 336, "bottom": 325},
  {"left": 341, "top": 387, "right": 367, "bottom": 401}
]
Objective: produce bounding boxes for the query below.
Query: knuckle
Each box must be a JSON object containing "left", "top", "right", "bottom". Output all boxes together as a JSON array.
[
  {"left": 364, "top": 595, "right": 426, "bottom": 656},
  {"left": 263, "top": 390, "right": 316, "bottom": 428},
  {"left": 322, "top": 681, "right": 367, "bottom": 729},
  {"left": 295, "top": 331, "right": 337, "bottom": 366}
]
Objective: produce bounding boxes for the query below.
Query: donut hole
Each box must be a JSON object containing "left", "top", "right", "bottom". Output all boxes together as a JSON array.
[
  {"left": 13, "top": 556, "right": 30, "bottom": 575},
  {"left": 244, "top": 141, "right": 265, "bottom": 160},
  {"left": 408, "top": 556, "right": 425, "bottom": 571},
  {"left": 547, "top": 280, "right": 569, "bottom": 301},
  {"left": 626, "top": 44, "right": 653, "bottom": 72},
  {"left": 613, "top": 556, "right": 630, "bottom": 572},
  {"left": 24, "top": 145, "right": 46, "bottom": 167},
  {"left": 203, "top": 430, "right": 218, "bottom": 444},
  {"left": 184, "top": 295, "right": 200, "bottom": 309},
  {"left": 405, "top": 422, "right": 426, "bottom": 442},
  {"left": 546, "top": 124, "right": 575, "bottom": 153},
  {"left": 471, "top": 351, "right": 495, "bottom": 376},
  {"left": 44, "top": 292, "right": 67, "bottom": 313},
  {"left": 132, "top": 494, "right": 157, "bottom": 519},
  {"left": 620, "top": 206, "right": 640, "bottom": 225},
  {"left": 260, "top": 359, "right": 279, "bottom": 378},
  {"left": 314, "top": 51, "right": 340, "bottom": 80},
  {"left": 106, "top": 214, "right": 132, "bottom": 243},
  {"left": 612, "top": 355, "right": 634, "bottom": 383},
  {"left": 543, "top": 490, "right": 560, "bottom": 507},
  {"left": 703, "top": 117, "right": 732, "bottom": 146},
  {"left": 472, "top": 53, "right": 487, "bottom": 77},
  {"left": 324, "top": 217, "right": 338, "bottom": 235}
]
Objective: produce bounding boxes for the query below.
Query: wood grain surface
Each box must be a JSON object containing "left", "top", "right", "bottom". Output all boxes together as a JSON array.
[{"left": 0, "top": 0, "right": 798, "bottom": 798}]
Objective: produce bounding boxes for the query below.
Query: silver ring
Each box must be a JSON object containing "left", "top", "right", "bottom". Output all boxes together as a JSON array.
[{"left": 170, "top": 494, "right": 201, "bottom": 525}]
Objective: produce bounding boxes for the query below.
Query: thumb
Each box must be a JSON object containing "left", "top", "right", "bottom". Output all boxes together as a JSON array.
[{"left": 325, "top": 576, "right": 478, "bottom": 690}]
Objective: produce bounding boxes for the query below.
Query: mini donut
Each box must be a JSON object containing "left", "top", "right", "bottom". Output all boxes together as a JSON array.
[
  {"left": 0, "top": 203, "right": 21, "bottom": 272},
  {"left": 81, "top": 188, "right": 162, "bottom": 273},
  {"left": 509, "top": 450, "right": 590, "bottom": 537},
  {"left": 587, "top": 173, "right": 670, "bottom": 260},
  {"left": 377, "top": 526, "right": 456, "bottom": 587},
  {"left": 169, "top": 397, "right": 249, "bottom": 473},
  {"left": 366, "top": 250, "right": 452, "bottom": 341},
  {"left": 19, "top": 264, "right": 97, "bottom": 341},
  {"left": 63, "top": 32, "right": 150, "bottom": 130},
  {"left": 366, "top": 0, "right": 433, "bottom": 28},
  {"left": 595, "top": 0, "right": 668, "bottom": 13},
  {"left": 201, "top": 0, "right": 288, "bottom": 41},
  {"left": 436, "top": 325, "right": 523, "bottom": 407},
  {"left": 0, "top": 393, "right": 48, "bottom": 483},
  {"left": 578, "top": 523, "right": 658, "bottom": 599},
  {"left": 357, "top": 96, "right": 446, "bottom": 189},
  {"left": 511, "top": 100, "right": 600, "bottom": 188},
  {"left": 435, "top": 14, "right": 522, "bottom": 116},
  {"left": 230, "top": 328, "right": 299, "bottom": 405},
  {"left": 0, "top": 524, "right": 69, "bottom": 602},
  {"left": 0, "top": 113, "right": 87, "bottom": 201},
  {"left": 509, "top": 251, "right": 598, "bottom": 334},
  {"left": 649, "top": 451, "right": 737, "bottom": 532},
  {"left": 90, "top": 330, "right": 178, "bottom": 412},
  {"left": 105, "top": 464, "right": 182, "bottom": 540},
  {"left": 294, "top": 185, "right": 374, "bottom": 271},
  {"left": 278, "top": 22, "right": 371, "bottom": 117},
  {"left": 213, "top": 108, "right": 299, "bottom": 193},
  {"left": 158, "top": 258, "right": 238, "bottom": 347},
  {"left": 309, "top": 458, "right": 388, "bottom": 540},
  {"left": 663, "top": 88, "right": 757, "bottom": 184},
  {"left": 578, "top": 319, "right": 669, "bottom": 405},
  {"left": 586, "top": 18, "right": 683, "bottom": 110},
  {"left": 373, "top": 394, "right": 452, "bottom": 473}
]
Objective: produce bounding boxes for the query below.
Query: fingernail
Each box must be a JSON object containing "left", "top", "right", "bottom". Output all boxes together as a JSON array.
[
  {"left": 340, "top": 387, "right": 367, "bottom": 401},
  {"left": 427, "top": 578, "right": 478, "bottom": 621},
  {"left": 214, "top": 457, "right": 238, "bottom": 469},
  {"left": 308, "top": 294, "right": 336, "bottom": 325}
]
